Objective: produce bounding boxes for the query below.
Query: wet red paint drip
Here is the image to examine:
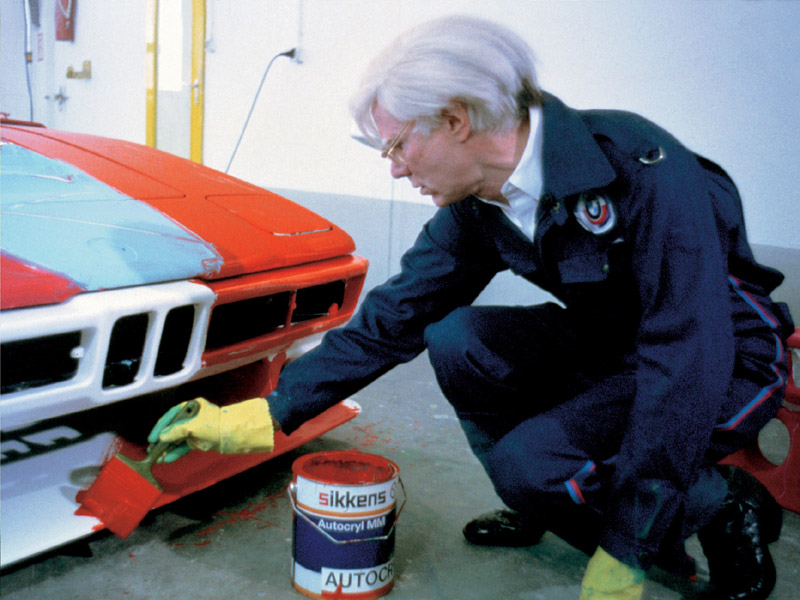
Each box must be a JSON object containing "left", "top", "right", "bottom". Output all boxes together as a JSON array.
[{"left": 322, "top": 582, "right": 345, "bottom": 599}]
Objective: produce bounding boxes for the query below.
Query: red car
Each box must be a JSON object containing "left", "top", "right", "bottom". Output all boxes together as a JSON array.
[{"left": 0, "top": 119, "right": 368, "bottom": 567}]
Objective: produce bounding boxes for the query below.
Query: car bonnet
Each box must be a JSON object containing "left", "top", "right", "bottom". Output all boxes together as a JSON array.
[{"left": 1, "top": 125, "right": 356, "bottom": 310}]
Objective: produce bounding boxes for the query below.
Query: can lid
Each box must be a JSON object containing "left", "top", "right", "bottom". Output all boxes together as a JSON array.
[{"left": 292, "top": 450, "right": 399, "bottom": 485}]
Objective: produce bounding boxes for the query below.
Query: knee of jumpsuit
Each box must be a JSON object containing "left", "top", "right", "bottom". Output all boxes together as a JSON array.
[
  {"left": 424, "top": 306, "right": 520, "bottom": 414},
  {"left": 483, "top": 372, "right": 638, "bottom": 514},
  {"left": 484, "top": 414, "right": 605, "bottom": 514},
  {"left": 425, "top": 307, "right": 526, "bottom": 463}
]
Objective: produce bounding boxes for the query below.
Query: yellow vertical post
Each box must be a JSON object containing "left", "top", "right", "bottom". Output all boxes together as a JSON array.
[
  {"left": 145, "top": 0, "right": 158, "bottom": 148},
  {"left": 190, "top": 0, "right": 206, "bottom": 164}
]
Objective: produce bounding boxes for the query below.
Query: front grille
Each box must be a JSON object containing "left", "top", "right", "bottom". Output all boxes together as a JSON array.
[
  {"left": 292, "top": 281, "right": 346, "bottom": 323},
  {"left": 0, "top": 332, "right": 82, "bottom": 394},
  {"left": 203, "top": 280, "right": 349, "bottom": 351},
  {"left": 0, "top": 257, "right": 366, "bottom": 430},
  {"left": 103, "top": 313, "right": 149, "bottom": 388},
  {"left": 0, "top": 281, "right": 219, "bottom": 431},
  {"left": 1, "top": 281, "right": 353, "bottom": 396},
  {"left": 205, "top": 292, "right": 292, "bottom": 350}
]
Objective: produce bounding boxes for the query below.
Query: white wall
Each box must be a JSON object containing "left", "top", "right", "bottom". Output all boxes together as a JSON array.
[
  {"left": 204, "top": 0, "right": 800, "bottom": 249},
  {"left": 0, "top": 0, "right": 146, "bottom": 141},
  {"left": 2, "top": 0, "right": 798, "bottom": 250}
]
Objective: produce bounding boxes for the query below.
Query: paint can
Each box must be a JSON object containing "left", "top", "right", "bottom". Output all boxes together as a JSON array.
[{"left": 289, "top": 450, "right": 404, "bottom": 599}]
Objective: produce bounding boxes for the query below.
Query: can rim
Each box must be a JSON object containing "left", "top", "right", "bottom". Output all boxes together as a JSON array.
[{"left": 292, "top": 450, "right": 399, "bottom": 485}]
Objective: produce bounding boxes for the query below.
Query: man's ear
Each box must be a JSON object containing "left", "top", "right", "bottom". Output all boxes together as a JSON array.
[{"left": 440, "top": 102, "right": 471, "bottom": 142}]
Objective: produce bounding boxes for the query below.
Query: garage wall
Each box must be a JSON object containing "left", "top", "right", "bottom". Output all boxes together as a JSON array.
[
  {"left": 2, "top": 0, "right": 798, "bottom": 317},
  {"left": 200, "top": 1, "right": 800, "bottom": 251},
  {"left": 0, "top": 0, "right": 146, "bottom": 141}
]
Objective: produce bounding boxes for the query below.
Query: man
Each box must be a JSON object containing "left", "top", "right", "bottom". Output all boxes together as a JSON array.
[{"left": 150, "top": 15, "right": 793, "bottom": 600}]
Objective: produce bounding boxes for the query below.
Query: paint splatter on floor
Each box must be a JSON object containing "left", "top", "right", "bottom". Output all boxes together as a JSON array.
[{"left": 169, "top": 484, "right": 291, "bottom": 548}]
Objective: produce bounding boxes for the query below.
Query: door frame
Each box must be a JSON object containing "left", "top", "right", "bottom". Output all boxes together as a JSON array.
[{"left": 146, "top": 0, "right": 205, "bottom": 163}]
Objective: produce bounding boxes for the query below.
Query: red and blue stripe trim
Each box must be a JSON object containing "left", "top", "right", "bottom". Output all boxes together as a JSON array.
[
  {"left": 565, "top": 460, "right": 596, "bottom": 505},
  {"left": 717, "top": 275, "right": 787, "bottom": 431},
  {"left": 727, "top": 275, "right": 779, "bottom": 328}
]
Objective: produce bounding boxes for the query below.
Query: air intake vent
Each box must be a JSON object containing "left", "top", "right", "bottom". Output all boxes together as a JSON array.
[
  {"left": 103, "top": 313, "right": 149, "bottom": 388},
  {"left": 155, "top": 305, "right": 195, "bottom": 376},
  {"left": 205, "top": 292, "right": 291, "bottom": 350},
  {"left": 1, "top": 332, "right": 82, "bottom": 394},
  {"left": 292, "top": 281, "right": 346, "bottom": 323}
]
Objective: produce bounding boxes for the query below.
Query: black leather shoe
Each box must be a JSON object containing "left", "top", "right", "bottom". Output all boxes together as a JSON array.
[
  {"left": 463, "top": 509, "right": 546, "bottom": 547},
  {"left": 698, "top": 466, "right": 783, "bottom": 600}
]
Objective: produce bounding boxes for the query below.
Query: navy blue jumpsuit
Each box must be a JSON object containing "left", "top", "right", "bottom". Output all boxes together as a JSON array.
[{"left": 268, "top": 93, "right": 794, "bottom": 570}]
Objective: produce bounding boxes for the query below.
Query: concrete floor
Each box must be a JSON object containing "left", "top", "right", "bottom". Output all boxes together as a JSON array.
[{"left": 2, "top": 354, "right": 798, "bottom": 600}]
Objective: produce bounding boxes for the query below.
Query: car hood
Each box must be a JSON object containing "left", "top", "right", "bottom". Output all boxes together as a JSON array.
[{"left": 1, "top": 124, "right": 356, "bottom": 310}]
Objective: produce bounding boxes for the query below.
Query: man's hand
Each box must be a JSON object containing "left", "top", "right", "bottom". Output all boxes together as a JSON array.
[
  {"left": 148, "top": 397, "right": 275, "bottom": 463},
  {"left": 579, "top": 547, "right": 645, "bottom": 600}
]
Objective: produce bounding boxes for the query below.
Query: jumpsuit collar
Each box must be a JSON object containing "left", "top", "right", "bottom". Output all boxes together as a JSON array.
[{"left": 539, "top": 92, "right": 617, "bottom": 202}]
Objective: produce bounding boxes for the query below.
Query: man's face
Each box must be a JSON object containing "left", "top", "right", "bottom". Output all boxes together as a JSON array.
[{"left": 372, "top": 104, "right": 481, "bottom": 208}]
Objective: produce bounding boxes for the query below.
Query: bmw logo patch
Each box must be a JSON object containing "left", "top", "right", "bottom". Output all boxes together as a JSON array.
[{"left": 574, "top": 194, "right": 617, "bottom": 235}]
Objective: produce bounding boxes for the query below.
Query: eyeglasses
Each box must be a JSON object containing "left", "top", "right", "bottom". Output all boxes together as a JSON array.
[{"left": 380, "top": 120, "right": 413, "bottom": 165}]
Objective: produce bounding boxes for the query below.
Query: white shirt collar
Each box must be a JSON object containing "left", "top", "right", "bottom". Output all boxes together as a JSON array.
[
  {"left": 502, "top": 105, "right": 543, "bottom": 202},
  {"left": 477, "top": 106, "right": 544, "bottom": 240}
]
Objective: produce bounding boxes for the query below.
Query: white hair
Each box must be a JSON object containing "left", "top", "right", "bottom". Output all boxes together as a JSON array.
[{"left": 350, "top": 15, "right": 541, "bottom": 147}]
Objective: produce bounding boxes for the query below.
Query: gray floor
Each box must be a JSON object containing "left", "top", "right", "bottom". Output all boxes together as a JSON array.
[{"left": 2, "top": 354, "right": 798, "bottom": 600}]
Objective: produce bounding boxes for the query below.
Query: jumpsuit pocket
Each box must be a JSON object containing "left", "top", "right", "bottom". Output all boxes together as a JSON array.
[{"left": 557, "top": 251, "right": 610, "bottom": 284}]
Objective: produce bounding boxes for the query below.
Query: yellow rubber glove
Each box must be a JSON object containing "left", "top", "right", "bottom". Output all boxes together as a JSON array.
[
  {"left": 579, "top": 547, "right": 645, "bottom": 600},
  {"left": 148, "top": 397, "right": 274, "bottom": 463}
]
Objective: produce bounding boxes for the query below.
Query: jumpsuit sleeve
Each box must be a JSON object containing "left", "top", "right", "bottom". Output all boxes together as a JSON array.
[
  {"left": 267, "top": 204, "right": 503, "bottom": 433},
  {"left": 598, "top": 150, "right": 736, "bottom": 568}
]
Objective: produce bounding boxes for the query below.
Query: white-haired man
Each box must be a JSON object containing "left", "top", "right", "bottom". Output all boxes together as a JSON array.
[{"left": 152, "top": 15, "right": 793, "bottom": 600}]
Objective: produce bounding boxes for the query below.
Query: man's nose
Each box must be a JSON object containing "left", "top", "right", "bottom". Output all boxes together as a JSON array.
[{"left": 390, "top": 159, "right": 410, "bottom": 179}]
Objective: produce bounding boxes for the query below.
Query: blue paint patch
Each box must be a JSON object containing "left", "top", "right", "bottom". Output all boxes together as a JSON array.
[{"left": 1, "top": 143, "right": 223, "bottom": 290}]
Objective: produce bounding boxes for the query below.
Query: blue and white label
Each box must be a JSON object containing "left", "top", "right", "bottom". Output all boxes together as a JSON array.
[{"left": 317, "top": 514, "right": 388, "bottom": 535}]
